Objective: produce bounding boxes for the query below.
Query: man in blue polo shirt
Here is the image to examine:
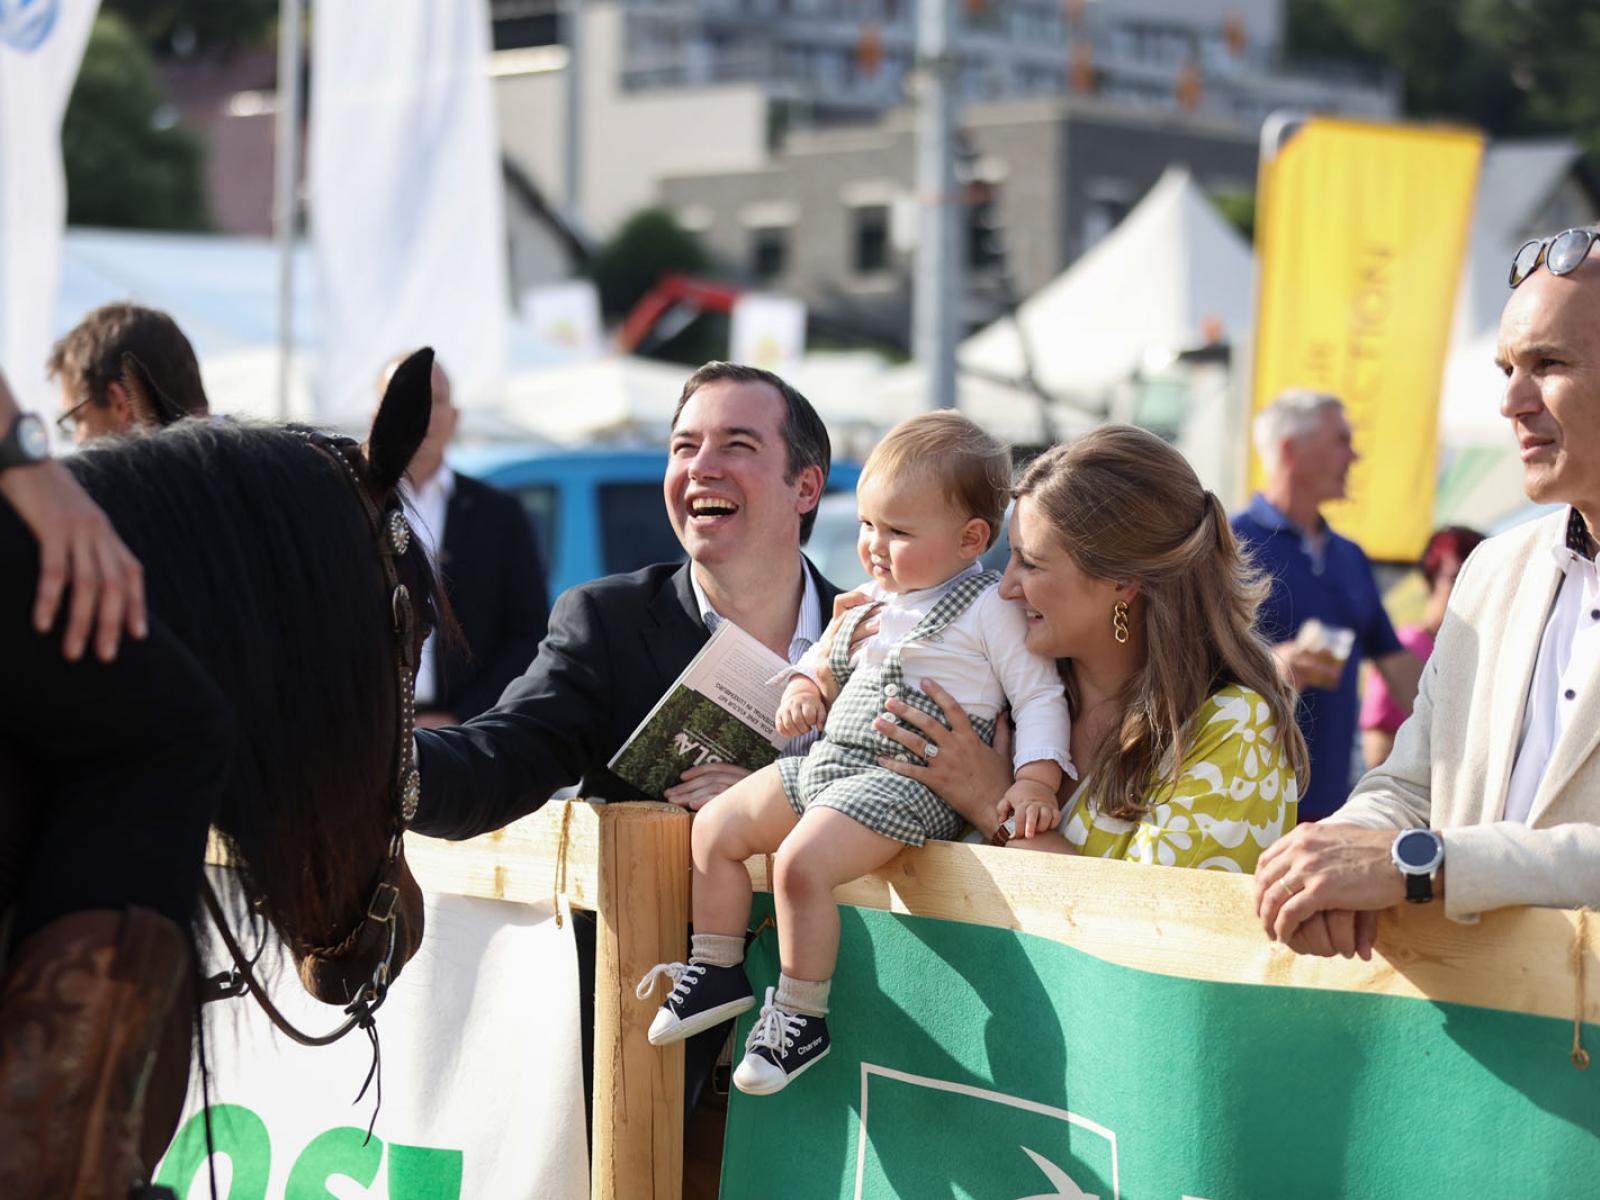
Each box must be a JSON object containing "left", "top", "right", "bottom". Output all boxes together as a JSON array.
[{"left": 1232, "top": 390, "right": 1422, "bottom": 821}]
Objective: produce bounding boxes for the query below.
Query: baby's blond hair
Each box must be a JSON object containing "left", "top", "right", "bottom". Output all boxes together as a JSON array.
[{"left": 860, "top": 411, "right": 1011, "bottom": 550}]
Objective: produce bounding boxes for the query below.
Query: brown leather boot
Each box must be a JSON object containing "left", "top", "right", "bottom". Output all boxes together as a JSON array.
[{"left": 0, "top": 907, "right": 190, "bottom": 1200}]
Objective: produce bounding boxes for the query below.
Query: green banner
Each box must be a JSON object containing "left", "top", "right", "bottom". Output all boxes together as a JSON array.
[{"left": 723, "top": 896, "right": 1599, "bottom": 1198}]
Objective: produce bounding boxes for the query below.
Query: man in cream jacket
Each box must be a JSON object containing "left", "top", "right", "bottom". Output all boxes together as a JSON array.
[{"left": 1254, "top": 227, "right": 1600, "bottom": 958}]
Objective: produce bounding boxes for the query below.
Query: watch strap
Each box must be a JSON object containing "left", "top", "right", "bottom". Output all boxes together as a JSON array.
[{"left": 1404, "top": 870, "right": 1433, "bottom": 904}]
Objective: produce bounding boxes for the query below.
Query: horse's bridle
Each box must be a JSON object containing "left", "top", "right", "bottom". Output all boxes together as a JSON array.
[{"left": 200, "top": 429, "right": 424, "bottom": 1048}]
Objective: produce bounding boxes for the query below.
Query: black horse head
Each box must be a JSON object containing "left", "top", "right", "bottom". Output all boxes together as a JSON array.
[{"left": 66, "top": 346, "right": 446, "bottom": 1006}]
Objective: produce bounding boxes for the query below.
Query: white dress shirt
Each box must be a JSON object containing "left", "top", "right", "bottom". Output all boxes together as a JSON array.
[
  {"left": 1502, "top": 522, "right": 1600, "bottom": 823},
  {"left": 793, "top": 563, "right": 1074, "bottom": 776},
  {"left": 692, "top": 558, "right": 824, "bottom": 755},
  {"left": 400, "top": 467, "right": 455, "bottom": 707}
]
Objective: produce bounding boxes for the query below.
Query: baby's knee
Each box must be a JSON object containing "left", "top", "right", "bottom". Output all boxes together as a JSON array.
[{"left": 772, "top": 839, "right": 829, "bottom": 903}]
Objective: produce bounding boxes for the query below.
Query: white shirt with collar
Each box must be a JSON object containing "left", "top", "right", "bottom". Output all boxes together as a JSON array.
[
  {"left": 791, "top": 562, "right": 1074, "bottom": 777},
  {"left": 400, "top": 466, "right": 456, "bottom": 707},
  {"left": 1502, "top": 515, "right": 1600, "bottom": 823},
  {"left": 691, "top": 557, "right": 824, "bottom": 755}
]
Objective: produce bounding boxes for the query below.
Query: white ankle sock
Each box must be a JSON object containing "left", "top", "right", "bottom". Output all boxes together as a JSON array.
[
  {"left": 690, "top": 932, "right": 744, "bottom": 967},
  {"left": 775, "top": 973, "right": 830, "bottom": 1017}
]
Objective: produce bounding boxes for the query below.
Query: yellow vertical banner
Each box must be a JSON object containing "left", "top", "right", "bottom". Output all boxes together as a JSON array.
[{"left": 1249, "top": 117, "right": 1482, "bottom": 561}]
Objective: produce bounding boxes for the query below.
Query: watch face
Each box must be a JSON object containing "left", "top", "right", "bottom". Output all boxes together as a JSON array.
[
  {"left": 17, "top": 414, "right": 48, "bottom": 460},
  {"left": 1395, "top": 829, "right": 1440, "bottom": 869}
]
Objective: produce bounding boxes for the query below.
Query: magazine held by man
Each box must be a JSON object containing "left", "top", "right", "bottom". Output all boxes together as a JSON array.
[{"left": 608, "top": 621, "right": 792, "bottom": 798}]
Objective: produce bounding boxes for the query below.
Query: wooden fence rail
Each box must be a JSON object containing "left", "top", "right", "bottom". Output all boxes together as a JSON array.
[{"left": 405, "top": 800, "right": 1600, "bottom": 1200}]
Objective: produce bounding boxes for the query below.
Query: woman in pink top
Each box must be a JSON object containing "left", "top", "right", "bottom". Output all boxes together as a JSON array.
[{"left": 1359, "top": 526, "right": 1484, "bottom": 768}]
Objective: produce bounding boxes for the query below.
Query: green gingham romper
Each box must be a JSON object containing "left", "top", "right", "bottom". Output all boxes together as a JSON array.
[{"left": 776, "top": 570, "right": 1001, "bottom": 845}]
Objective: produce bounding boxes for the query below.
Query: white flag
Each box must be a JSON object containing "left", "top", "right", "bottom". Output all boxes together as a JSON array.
[
  {"left": 310, "top": 0, "right": 507, "bottom": 424},
  {"left": 0, "top": 0, "right": 98, "bottom": 419},
  {"left": 730, "top": 292, "right": 807, "bottom": 375}
]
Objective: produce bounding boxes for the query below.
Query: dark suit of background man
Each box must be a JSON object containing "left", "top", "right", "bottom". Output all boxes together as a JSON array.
[
  {"left": 382, "top": 353, "right": 549, "bottom": 726},
  {"left": 409, "top": 360, "right": 843, "bottom": 1123}
]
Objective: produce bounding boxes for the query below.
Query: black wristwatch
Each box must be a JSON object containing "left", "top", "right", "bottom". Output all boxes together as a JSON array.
[
  {"left": 1391, "top": 828, "right": 1444, "bottom": 903},
  {"left": 0, "top": 412, "right": 49, "bottom": 473}
]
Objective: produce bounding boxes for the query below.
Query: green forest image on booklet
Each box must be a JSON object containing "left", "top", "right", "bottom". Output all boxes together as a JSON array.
[{"left": 610, "top": 685, "right": 780, "bottom": 798}]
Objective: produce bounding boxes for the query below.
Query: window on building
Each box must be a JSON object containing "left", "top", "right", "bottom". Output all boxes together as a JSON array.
[
  {"left": 852, "top": 204, "right": 890, "bottom": 273},
  {"left": 751, "top": 226, "right": 788, "bottom": 280}
]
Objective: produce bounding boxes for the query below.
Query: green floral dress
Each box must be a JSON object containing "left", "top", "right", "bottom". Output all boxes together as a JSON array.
[{"left": 1056, "top": 684, "right": 1298, "bottom": 871}]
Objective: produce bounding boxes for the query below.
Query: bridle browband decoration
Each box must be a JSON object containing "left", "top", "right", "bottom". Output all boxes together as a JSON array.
[{"left": 200, "top": 429, "right": 425, "bottom": 1066}]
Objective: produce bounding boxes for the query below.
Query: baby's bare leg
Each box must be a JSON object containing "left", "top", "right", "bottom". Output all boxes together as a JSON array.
[
  {"left": 773, "top": 807, "right": 904, "bottom": 981},
  {"left": 691, "top": 763, "right": 799, "bottom": 936}
]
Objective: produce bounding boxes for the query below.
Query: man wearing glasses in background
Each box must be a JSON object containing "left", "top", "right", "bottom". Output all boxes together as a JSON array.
[
  {"left": 49, "top": 303, "right": 209, "bottom": 443},
  {"left": 1256, "top": 225, "right": 1600, "bottom": 958}
]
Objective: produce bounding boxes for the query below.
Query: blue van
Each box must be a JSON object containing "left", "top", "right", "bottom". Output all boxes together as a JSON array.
[{"left": 449, "top": 443, "right": 861, "bottom": 597}]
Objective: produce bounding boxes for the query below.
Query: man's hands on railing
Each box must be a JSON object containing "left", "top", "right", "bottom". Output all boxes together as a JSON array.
[{"left": 1254, "top": 824, "right": 1411, "bottom": 959}]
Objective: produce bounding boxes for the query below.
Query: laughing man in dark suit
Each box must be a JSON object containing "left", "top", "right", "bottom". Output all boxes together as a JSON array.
[
  {"left": 411, "top": 360, "right": 843, "bottom": 832},
  {"left": 410, "top": 360, "right": 848, "bottom": 1121}
]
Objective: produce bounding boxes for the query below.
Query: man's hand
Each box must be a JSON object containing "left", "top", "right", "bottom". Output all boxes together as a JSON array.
[
  {"left": 996, "top": 778, "right": 1061, "bottom": 840},
  {"left": 0, "top": 460, "right": 146, "bottom": 661},
  {"left": 1254, "top": 823, "right": 1408, "bottom": 956},
  {"left": 776, "top": 676, "right": 827, "bottom": 738},
  {"left": 663, "top": 762, "right": 752, "bottom": 811},
  {"left": 415, "top": 710, "right": 459, "bottom": 729}
]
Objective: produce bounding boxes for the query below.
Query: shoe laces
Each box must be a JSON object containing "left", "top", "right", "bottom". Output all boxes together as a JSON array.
[
  {"left": 745, "top": 990, "right": 804, "bottom": 1057},
  {"left": 634, "top": 960, "right": 705, "bottom": 1003}
]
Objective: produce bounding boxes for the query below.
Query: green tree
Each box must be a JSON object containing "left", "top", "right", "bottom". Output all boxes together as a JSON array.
[
  {"left": 1211, "top": 188, "right": 1256, "bottom": 243},
  {"left": 104, "top": 0, "right": 278, "bottom": 56},
  {"left": 587, "top": 208, "right": 724, "bottom": 365},
  {"left": 1287, "top": 0, "right": 1600, "bottom": 159},
  {"left": 62, "top": 13, "right": 209, "bottom": 231}
]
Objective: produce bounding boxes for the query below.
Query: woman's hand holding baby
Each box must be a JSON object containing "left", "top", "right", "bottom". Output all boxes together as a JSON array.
[
  {"left": 872, "top": 678, "right": 1014, "bottom": 838},
  {"left": 777, "top": 676, "right": 828, "bottom": 738}
]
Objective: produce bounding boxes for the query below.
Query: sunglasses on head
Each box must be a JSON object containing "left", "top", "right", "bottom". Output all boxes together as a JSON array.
[{"left": 1509, "top": 227, "right": 1600, "bottom": 288}]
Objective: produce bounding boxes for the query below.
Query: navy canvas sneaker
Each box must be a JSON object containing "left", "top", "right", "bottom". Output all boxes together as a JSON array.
[
  {"left": 637, "top": 959, "right": 755, "bottom": 1046},
  {"left": 732, "top": 988, "right": 831, "bottom": 1095}
]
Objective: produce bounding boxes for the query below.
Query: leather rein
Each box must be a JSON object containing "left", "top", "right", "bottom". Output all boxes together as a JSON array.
[{"left": 198, "top": 429, "right": 423, "bottom": 1049}]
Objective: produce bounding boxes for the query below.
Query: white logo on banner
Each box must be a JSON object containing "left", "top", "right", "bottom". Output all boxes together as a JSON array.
[
  {"left": 0, "top": 0, "right": 59, "bottom": 51},
  {"left": 854, "top": 1063, "right": 1119, "bottom": 1200}
]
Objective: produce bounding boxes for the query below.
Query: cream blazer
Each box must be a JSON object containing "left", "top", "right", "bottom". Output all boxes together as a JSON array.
[{"left": 1327, "top": 508, "right": 1600, "bottom": 922}]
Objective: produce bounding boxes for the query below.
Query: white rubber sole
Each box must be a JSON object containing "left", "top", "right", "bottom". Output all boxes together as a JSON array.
[
  {"left": 732, "top": 1044, "right": 831, "bottom": 1095},
  {"left": 646, "top": 994, "right": 756, "bottom": 1046}
]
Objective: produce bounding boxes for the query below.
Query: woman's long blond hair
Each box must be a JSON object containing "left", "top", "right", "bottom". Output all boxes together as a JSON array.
[{"left": 1013, "top": 426, "right": 1307, "bottom": 818}]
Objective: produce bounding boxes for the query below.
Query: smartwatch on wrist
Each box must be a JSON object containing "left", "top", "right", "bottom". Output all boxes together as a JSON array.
[
  {"left": 1391, "top": 828, "right": 1444, "bottom": 903},
  {"left": 0, "top": 412, "right": 48, "bottom": 473}
]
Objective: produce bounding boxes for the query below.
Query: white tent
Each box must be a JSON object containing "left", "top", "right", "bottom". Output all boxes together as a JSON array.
[
  {"left": 499, "top": 355, "right": 688, "bottom": 444},
  {"left": 959, "top": 166, "right": 1254, "bottom": 408}
]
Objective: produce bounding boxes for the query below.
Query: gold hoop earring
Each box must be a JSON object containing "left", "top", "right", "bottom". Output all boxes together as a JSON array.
[{"left": 1112, "top": 600, "right": 1130, "bottom": 645}]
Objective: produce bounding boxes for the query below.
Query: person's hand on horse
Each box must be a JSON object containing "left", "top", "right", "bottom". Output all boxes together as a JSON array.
[
  {"left": 811, "top": 590, "right": 880, "bottom": 701},
  {"left": 664, "top": 761, "right": 752, "bottom": 811},
  {"left": 0, "top": 458, "right": 146, "bottom": 662},
  {"left": 871, "top": 677, "right": 1013, "bottom": 838}
]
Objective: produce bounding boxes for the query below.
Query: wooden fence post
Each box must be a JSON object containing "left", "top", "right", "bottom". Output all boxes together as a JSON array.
[{"left": 591, "top": 803, "right": 691, "bottom": 1200}]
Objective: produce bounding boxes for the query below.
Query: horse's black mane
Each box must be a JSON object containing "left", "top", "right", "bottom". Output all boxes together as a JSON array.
[{"left": 66, "top": 417, "right": 429, "bottom": 944}]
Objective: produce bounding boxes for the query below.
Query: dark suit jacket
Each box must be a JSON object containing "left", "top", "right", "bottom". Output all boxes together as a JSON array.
[
  {"left": 428, "top": 473, "right": 549, "bottom": 721},
  {"left": 413, "top": 557, "right": 840, "bottom": 840}
]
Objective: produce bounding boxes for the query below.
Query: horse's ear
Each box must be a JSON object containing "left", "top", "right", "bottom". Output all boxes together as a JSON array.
[
  {"left": 367, "top": 347, "right": 434, "bottom": 493},
  {"left": 120, "top": 352, "right": 187, "bottom": 428}
]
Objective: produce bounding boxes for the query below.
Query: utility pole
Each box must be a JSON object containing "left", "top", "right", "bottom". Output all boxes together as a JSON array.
[
  {"left": 913, "top": 0, "right": 961, "bottom": 410},
  {"left": 272, "top": 0, "right": 304, "bottom": 421},
  {"left": 562, "top": 0, "right": 585, "bottom": 230}
]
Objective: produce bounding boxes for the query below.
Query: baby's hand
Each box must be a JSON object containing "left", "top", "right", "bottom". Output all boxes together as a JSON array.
[
  {"left": 997, "top": 779, "right": 1061, "bottom": 840},
  {"left": 776, "top": 679, "right": 827, "bottom": 739}
]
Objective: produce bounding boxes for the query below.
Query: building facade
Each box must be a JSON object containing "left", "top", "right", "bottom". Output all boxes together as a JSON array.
[{"left": 658, "top": 96, "right": 1259, "bottom": 344}]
